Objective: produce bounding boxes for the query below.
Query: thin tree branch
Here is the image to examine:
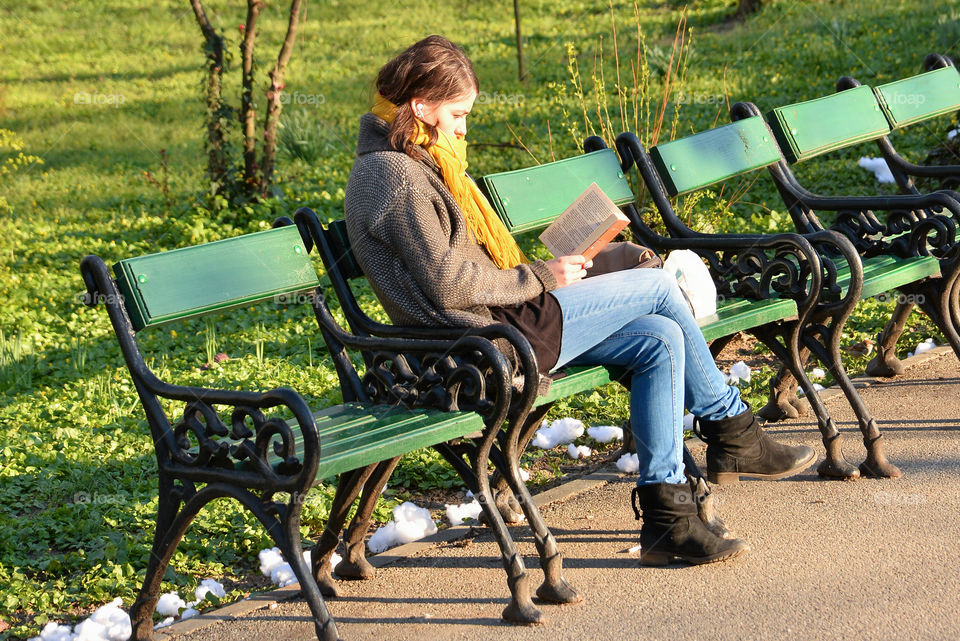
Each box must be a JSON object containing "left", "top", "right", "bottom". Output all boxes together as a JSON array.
[
  {"left": 241, "top": 0, "right": 262, "bottom": 191},
  {"left": 260, "top": 0, "right": 303, "bottom": 196}
]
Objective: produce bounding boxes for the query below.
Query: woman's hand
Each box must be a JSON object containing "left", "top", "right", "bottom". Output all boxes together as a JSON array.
[{"left": 546, "top": 255, "right": 592, "bottom": 288}]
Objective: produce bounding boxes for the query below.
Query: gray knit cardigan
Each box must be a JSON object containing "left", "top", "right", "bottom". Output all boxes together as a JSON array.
[{"left": 344, "top": 113, "right": 559, "bottom": 335}]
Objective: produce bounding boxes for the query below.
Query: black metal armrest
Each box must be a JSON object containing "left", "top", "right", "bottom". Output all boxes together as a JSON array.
[
  {"left": 311, "top": 289, "right": 515, "bottom": 429},
  {"left": 80, "top": 254, "right": 320, "bottom": 493},
  {"left": 279, "top": 208, "right": 541, "bottom": 418}
]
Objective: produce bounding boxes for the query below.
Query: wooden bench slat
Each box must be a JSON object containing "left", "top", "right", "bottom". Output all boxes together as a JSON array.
[
  {"left": 767, "top": 85, "right": 891, "bottom": 163},
  {"left": 114, "top": 226, "right": 319, "bottom": 331},
  {"left": 874, "top": 66, "right": 960, "bottom": 129},
  {"left": 267, "top": 403, "right": 486, "bottom": 481},
  {"left": 650, "top": 116, "right": 781, "bottom": 196},
  {"left": 537, "top": 365, "right": 623, "bottom": 405},
  {"left": 832, "top": 253, "right": 941, "bottom": 299},
  {"left": 698, "top": 297, "right": 798, "bottom": 342},
  {"left": 480, "top": 149, "right": 635, "bottom": 234}
]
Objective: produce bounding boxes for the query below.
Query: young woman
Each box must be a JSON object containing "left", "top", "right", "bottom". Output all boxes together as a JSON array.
[{"left": 344, "top": 35, "right": 815, "bottom": 565}]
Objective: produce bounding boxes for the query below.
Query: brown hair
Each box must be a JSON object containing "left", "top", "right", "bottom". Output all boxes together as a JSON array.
[{"left": 376, "top": 35, "right": 479, "bottom": 157}]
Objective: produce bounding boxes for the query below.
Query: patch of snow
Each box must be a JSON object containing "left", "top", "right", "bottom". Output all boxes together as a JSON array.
[
  {"left": 858, "top": 156, "right": 895, "bottom": 183},
  {"left": 730, "top": 361, "right": 752, "bottom": 383},
  {"left": 71, "top": 598, "right": 131, "bottom": 641},
  {"left": 153, "top": 617, "right": 175, "bottom": 630},
  {"left": 155, "top": 592, "right": 186, "bottom": 617},
  {"left": 258, "top": 547, "right": 285, "bottom": 577},
  {"left": 915, "top": 337, "right": 936, "bottom": 355},
  {"left": 531, "top": 417, "right": 585, "bottom": 449},
  {"left": 567, "top": 444, "right": 592, "bottom": 459},
  {"left": 367, "top": 502, "right": 438, "bottom": 553},
  {"left": 194, "top": 578, "right": 226, "bottom": 602},
  {"left": 798, "top": 383, "right": 825, "bottom": 396},
  {"left": 445, "top": 500, "right": 482, "bottom": 526},
  {"left": 616, "top": 452, "right": 640, "bottom": 473},
  {"left": 587, "top": 425, "right": 623, "bottom": 443},
  {"left": 30, "top": 622, "right": 74, "bottom": 641}
]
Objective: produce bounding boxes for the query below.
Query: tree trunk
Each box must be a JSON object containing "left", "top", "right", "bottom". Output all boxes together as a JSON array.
[
  {"left": 190, "top": 0, "right": 229, "bottom": 194},
  {"left": 240, "top": 0, "right": 262, "bottom": 195},
  {"left": 259, "top": 0, "right": 303, "bottom": 197},
  {"left": 736, "top": 0, "right": 767, "bottom": 19},
  {"left": 514, "top": 0, "right": 526, "bottom": 82}
]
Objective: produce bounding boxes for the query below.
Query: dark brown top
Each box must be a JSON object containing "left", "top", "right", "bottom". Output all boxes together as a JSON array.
[{"left": 489, "top": 292, "right": 563, "bottom": 374}]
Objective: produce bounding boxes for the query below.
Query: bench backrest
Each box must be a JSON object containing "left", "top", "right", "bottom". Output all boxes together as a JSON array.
[
  {"left": 114, "top": 225, "right": 319, "bottom": 331},
  {"left": 480, "top": 148, "right": 635, "bottom": 233},
  {"left": 874, "top": 65, "right": 960, "bottom": 129},
  {"left": 767, "top": 84, "right": 891, "bottom": 163},
  {"left": 649, "top": 116, "right": 781, "bottom": 196}
]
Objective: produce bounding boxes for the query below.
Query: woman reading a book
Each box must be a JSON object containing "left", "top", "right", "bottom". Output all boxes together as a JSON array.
[{"left": 344, "top": 35, "right": 815, "bottom": 566}]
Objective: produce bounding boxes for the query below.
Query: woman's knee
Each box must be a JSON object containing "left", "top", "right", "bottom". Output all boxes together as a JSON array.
[{"left": 623, "top": 316, "right": 684, "bottom": 369}]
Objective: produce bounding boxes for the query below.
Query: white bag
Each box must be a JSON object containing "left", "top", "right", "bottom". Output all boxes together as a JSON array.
[{"left": 662, "top": 250, "right": 717, "bottom": 319}]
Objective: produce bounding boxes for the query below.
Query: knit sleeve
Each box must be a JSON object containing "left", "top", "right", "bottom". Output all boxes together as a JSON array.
[{"left": 381, "top": 182, "right": 558, "bottom": 310}]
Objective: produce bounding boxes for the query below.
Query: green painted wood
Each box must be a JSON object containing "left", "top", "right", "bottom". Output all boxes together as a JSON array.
[
  {"left": 650, "top": 117, "right": 782, "bottom": 196},
  {"left": 536, "top": 365, "right": 623, "bottom": 406},
  {"left": 767, "top": 85, "right": 891, "bottom": 163},
  {"left": 270, "top": 403, "right": 485, "bottom": 481},
  {"left": 832, "top": 253, "right": 941, "bottom": 299},
  {"left": 874, "top": 66, "right": 960, "bottom": 129},
  {"left": 114, "top": 226, "right": 319, "bottom": 331},
  {"left": 481, "top": 149, "right": 636, "bottom": 234},
  {"left": 697, "top": 297, "right": 797, "bottom": 342}
]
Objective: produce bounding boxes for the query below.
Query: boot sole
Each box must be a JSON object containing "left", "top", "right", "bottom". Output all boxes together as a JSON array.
[
  {"left": 708, "top": 450, "right": 817, "bottom": 484},
  {"left": 639, "top": 541, "right": 750, "bottom": 566}
]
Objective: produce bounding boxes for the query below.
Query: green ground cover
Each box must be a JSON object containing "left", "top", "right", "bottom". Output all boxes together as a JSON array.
[{"left": 1, "top": 0, "right": 957, "bottom": 637}]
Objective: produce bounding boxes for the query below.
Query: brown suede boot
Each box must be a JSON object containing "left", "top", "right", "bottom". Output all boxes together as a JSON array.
[
  {"left": 697, "top": 406, "right": 816, "bottom": 484},
  {"left": 631, "top": 483, "right": 749, "bottom": 566}
]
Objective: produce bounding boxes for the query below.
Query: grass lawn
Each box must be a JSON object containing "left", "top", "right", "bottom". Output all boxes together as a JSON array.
[{"left": 1, "top": 0, "right": 957, "bottom": 637}]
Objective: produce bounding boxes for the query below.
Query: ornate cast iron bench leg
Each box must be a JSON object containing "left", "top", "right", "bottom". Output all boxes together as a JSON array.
[
  {"left": 498, "top": 415, "right": 581, "bottom": 606},
  {"left": 334, "top": 458, "right": 399, "bottom": 580},
  {"left": 130, "top": 475, "right": 339, "bottom": 641},
  {"left": 311, "top": 464, "right": 380, "bottom": 597}
]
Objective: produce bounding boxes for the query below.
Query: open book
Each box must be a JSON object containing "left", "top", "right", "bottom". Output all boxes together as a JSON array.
[{"left": 538, "top": 182, "right": 631, "bottom": 260}]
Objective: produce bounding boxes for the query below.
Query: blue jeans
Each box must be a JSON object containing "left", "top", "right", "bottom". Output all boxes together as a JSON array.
[{"left": 550, "top": 268, "right": 747, "bottom": 486}]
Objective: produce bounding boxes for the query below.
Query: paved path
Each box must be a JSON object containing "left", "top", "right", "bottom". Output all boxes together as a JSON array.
[{"left": 166, "top": 348, "right": 960, "bottom": 641}]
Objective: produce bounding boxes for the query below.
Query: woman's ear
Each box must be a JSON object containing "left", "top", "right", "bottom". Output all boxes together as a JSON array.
[{"left": 409, "top": 98, "right": 425, "bottom": 119}]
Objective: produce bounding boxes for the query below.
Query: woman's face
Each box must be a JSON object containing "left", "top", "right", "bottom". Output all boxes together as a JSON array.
[{"left": 412, "top": 90, "right": 477, "bottom": 140}]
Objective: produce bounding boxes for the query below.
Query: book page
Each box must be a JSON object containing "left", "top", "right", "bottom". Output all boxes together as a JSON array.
[{"left": 538, "top": 182, "right": 628, "bottom": 258}]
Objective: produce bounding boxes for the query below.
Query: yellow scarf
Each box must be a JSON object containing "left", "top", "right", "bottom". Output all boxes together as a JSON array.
[{"left": 371, "top": 95, "right": 527, "bottom": 269}]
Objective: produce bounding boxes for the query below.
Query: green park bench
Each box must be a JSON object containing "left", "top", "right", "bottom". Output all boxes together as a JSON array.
[
  {"left": 79, "top": 224, "right": 572, "bottom": 641},
  {"left": 731, "top": 78, "right": 960, "bottom": 383},
  {"left": 286, "top": 145, "right": 829, "bottom": 581},
  {"left": 838, "top": 54, "right": 960, "bottom": 193},
  {"left": 611, "top": 116, "right": 903, "bottom": 479}
]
